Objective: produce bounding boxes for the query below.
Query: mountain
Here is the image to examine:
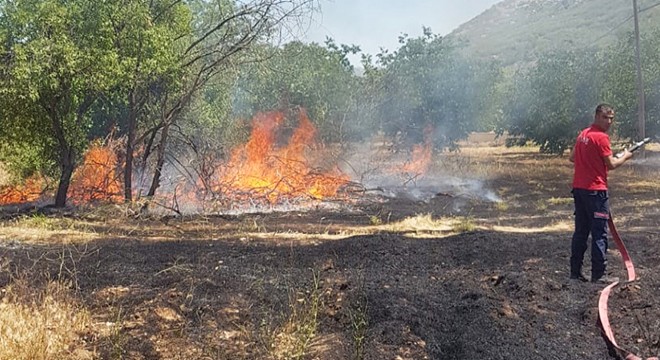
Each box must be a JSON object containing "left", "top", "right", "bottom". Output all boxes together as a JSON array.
[{"left": 448, "top": 0, "right": 660, "bottom": 65}]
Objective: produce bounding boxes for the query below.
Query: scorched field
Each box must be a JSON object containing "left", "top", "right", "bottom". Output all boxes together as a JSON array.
[{"left": 1, "top": 138, "right": 659, "bottom": 360}]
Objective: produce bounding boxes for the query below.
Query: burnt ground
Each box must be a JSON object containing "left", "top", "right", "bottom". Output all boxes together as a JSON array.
[{"left": 1, "top": 144, "right": 660, "bottom": 360}]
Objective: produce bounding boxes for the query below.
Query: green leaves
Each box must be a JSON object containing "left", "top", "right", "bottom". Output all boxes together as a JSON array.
[
  {"left": 232, "top": 40, "right": 359, "bottom": 142},
  {"left": 497, "top": 25, "right": 660, "bottom": 155},
  {"left": 365, "top": 31, "right": 499, "bottom": 149},
  {"left": 0, "top": 0, "right": 192, "bottom": 204},
  {"left": 498, "top": 49, "right": 604, "bottom": 154},
  {"left": 604, "top": 28, "right": 660, "bottom": 139}
]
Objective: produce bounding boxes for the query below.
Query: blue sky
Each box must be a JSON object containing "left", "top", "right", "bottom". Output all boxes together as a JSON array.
[{"left": 301, "top": 0, "right": 502, "bottom": 56}]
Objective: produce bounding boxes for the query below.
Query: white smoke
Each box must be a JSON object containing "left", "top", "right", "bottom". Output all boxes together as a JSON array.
[{"left": 341, "top": 139, "right": 501, "bottom": 205}]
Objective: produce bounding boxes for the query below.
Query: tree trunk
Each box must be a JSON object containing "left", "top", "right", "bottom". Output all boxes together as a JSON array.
[
  {"left": 147, "top": 122, "right": 170, "bottom": 197},
  {"left": 124, "top": 91, "right": 138, "bottom": 202},
  {"left": 54, "top": 146, "right": 75, "bottom": 208},
  {"left": 46, "top": 103, "right": 77, "bottom": 208}
]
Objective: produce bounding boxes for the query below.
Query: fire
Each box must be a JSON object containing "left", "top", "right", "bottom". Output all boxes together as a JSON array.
[
  {"left": 0, "top": 144, "right": 122, "bottom": 206},
  {"left": 68, "top": 144, "right": 123, "bottom": 204},
  {"left": 401, "top": 125, "right": 434, "bottom": 177},
  {"left": 1, "top": 110, "right": 351, "bottom": 209},
  {"left": 402, "top": 142, "right": 432, "bottom": 175},
  {"left": 0, "top": 176, "right": 45, "bottom": 205},
  {"left": 215, "top": 110, "right": 349, "bottom": 202}
]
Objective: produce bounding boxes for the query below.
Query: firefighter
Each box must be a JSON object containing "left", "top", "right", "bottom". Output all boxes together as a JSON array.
[{"left": 569, "top": 103, "right": 633, "bottom": 283}]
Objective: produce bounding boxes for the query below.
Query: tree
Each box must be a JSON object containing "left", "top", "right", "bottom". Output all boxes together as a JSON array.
[
  {"left": 124, "top": 0, "right": 319, "bottom": 203},
  {"left": 364, "top": 28, "right": 499, "bottom": 150},
  {"left": 498, "top": 49, "right": 604, "bottom": 154},
  {"left": 0, "top": 0, "right": 123, "bottom": 206},
  {"left": 232, "top": 39, "right": 359, "bottom": 142},
  {"left": 103, "top": 0, "right": 191, "bottom": 202},
  {"left": 603, "top": 28, "right": 660, "bottom": 140}
]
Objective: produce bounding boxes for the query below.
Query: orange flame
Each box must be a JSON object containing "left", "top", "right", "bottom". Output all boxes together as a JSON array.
[
  {"left": 215, "top": 110, "right": 349, "bottom": 202},
  {"left": 2, "top": 110, "right": 352, "bottom": 208},
  {"left": 0, "top": 144, "right": 124, "bottom": 206},
  {"left": 400, "top": 125, "right": 434, "bottom": 177},
  {"left": 402, "top": 143, "right": 432, "bottom": 175},
  {"left": 0, "top": 176, "right": 45, "bottom": 205},
  {"left": 68, "top": 144, "right": 123, "bottom": 204}
]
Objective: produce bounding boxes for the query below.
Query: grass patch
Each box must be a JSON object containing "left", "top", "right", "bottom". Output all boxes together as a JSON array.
[
  {"left": 547, "top": 197, "right": 572, "bottom": 206},
  {"left": 0, "top": 162, "right": 9, "bottom": 187},
  {"left": 382, "top": 213, "right": 453, "bottom": 233},
  {"left": 14, "top": 213, "right": 60, "bottom": 230},
  {"left": 349, "top": 279, "right": 369, "bottom": 360},
  {"left": 495, "top": 201, "right": 510, "bottom": 211},
  {"left": 0, "top": 276, "right": 91, "bottom": 360},
  {"left": 369, "top": 215, "right": 382, "bottom": 226},
  {"left": 0, "top": 219, "right": 99, "bottom": 244},
  {"left": 535, "top": 199, "right": 548, "bottom": 211},
  {"left": 268, "top": 270, "right": 323, "bottom": 360},
  {"left": 452, "top": 216, "right": 476, "bottom": 233},
  {"left": 238, "top": 216, "right": 267, "bottom": 233}
]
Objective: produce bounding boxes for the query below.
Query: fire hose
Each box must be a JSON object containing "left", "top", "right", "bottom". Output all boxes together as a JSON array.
[
  {"left": 598, "top": 217, "right": 649, "bottom": 360},
  {"left": 598, "top": 138, "right": 656, "bottom": 360}
]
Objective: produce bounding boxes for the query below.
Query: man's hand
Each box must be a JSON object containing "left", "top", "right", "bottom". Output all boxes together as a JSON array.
[
  {"left": 604, "top": 149, "right": 632, "bottom": 170},
  {"left": 621, "top": 149, "right": 633, "bottom": 160}
]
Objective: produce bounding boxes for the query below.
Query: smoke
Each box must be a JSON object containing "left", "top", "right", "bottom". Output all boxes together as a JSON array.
[
  {"left": 341, "top": 136, "right": 501, "bottom": 207},
  {"left": 631, "top": 152, "right": 660, "bottom": 168},
  {"left": 360, "top": 173, "right": 500, "bottom": 203}
]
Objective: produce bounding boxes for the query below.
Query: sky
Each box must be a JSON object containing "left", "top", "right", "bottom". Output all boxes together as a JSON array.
[{"left": 301, "top": 0, "right": 503, "bottom": 57}]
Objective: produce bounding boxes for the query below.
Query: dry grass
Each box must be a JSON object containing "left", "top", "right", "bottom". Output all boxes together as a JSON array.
[
  {"left": 0, "top": 142, "right": 655, "bottom": 359},
  {"left": 381, "top": 213, "right": 453, "bottom": 233},
  {"left": 491, "top": 220, "right": 573, "bottom": 233},
  {"left": 0, "top": 162, "right": 9, "bottom": 187},
  {"left": 0, "top": 214, "right": 100, "bottom": 244},
  {"left": 229, "top": 213, "right": 475, "bottom": 242},
  {"left": 269, "top": 272, "right": 323, "bottom": 360},
  {"left": 437, "top": 144, "right": 567, "bottom": 181},
  {"left": 0, "top": 276, "right": 91, "bottom": 360},
  {"left": 495, "top": 201, "right": 510, "bottom": 211},
  {"left": 626, "top": 179, "right": 660, "bottom": 193},
  {"left": 372, "top": 213, "right": 477, "bottom": 237},
  {"left": 547, "top": 197, "right": 573, "bottom": 206}
]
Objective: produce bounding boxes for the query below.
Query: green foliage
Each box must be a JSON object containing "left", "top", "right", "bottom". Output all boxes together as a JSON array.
[
  {"left": 173, "top": 68, "right": 249, "bottom": 162},
  {"left": 100, "top": 0, "right": 192, "bottom": 137},
  {"left": 5, "top": 0, "right": 660, "bottom": 202},
  {"left": 0, "top": 141, "right": 53, "bottom": 181},
  {"left": 603, "top": 28, "right": 660, "bottom": 139},
  {"left": 450, "top": 0, "right": 660, "bottom": 150},
  {"left": 0, "top": 0, "right": 193, "bottom": 205},
  {"left": 232, "top": 40, "right": 359, "bottom": 142},
  {"left": 498, "top": 49, "right": 604, "bottom": 154},
  {"left": 364, "top": 29, "right": 500, "bottom": 149},
  {"left": 496, "top": 25, "right": 660, "bottom": 154},
  {"left": 0, "top": 100, "right": 55, "bottom": 180},
  {"left": 0, "top": 0, "right": 123, "bottom": 183}
]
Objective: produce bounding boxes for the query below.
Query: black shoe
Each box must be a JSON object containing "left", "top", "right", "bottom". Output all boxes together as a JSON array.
[
  {"left": 570, "top": 273, "right": 588, "bottom": 282},
  {"left": 591, "top": 275, "right": 619, "bottom": 284}
]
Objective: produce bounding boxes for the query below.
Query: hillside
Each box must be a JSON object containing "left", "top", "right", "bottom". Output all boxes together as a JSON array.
[{"left": 449, "top": 0, "right": 660, "bottom": 65}]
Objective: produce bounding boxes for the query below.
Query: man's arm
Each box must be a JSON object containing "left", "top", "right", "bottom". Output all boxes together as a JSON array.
[
  {"left": 603, "top": 150, "right": 633, "bottom": 170},
  {"left": 569, "top": 145, "right": 575, "bottom": 163}
]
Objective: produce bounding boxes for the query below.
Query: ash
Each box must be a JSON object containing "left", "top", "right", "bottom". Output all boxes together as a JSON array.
[{"left": 362, "top": 175, "right": 501, "bottom": 203}]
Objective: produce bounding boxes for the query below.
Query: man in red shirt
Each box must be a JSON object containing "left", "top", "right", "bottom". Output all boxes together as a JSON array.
[{"left": 569, "top": 104, "right": 633, "bottom": 283}]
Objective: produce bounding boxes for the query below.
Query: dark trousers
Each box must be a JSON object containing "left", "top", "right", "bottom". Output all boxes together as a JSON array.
[{"left": 570, "top": 189, "right": 610, "bottom": 279}]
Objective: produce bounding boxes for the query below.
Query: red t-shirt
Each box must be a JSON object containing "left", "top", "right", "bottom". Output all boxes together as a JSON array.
[{"left": 572, "top": 125, "right": 612, "bottom": 190}]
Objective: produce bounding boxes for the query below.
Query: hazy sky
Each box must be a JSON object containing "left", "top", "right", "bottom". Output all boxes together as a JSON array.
[{"left": 302, "top": 0, "right": 503, "bottom": 56}]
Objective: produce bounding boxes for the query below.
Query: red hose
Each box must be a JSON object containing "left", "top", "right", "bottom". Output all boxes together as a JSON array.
[{"left": 596, "top": 216, "right": 658, "bottom": 360}]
